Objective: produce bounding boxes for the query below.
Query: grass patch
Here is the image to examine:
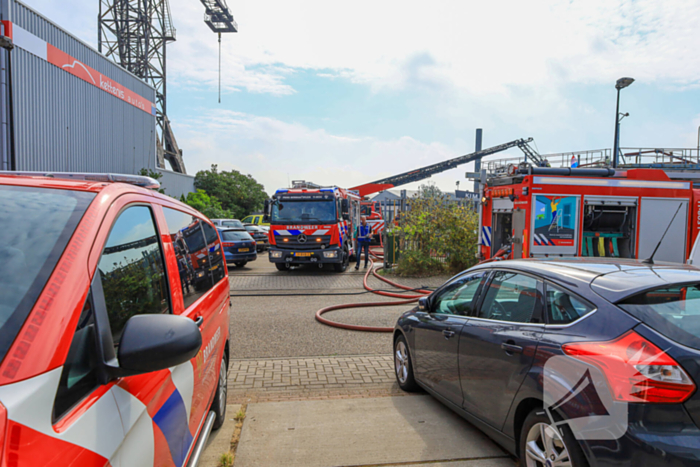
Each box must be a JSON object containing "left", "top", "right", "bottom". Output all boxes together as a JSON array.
[{"left": 218, "top": 452, "right": 234, "bottom": 467}]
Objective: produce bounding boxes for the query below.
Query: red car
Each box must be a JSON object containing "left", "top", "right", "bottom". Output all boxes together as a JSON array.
[{"left": 0, "top": 172, "right": 230, "bottom": 466}]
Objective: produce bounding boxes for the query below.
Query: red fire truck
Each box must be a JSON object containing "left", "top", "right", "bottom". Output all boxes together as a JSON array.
[
  {"left": 265, "top": 181, "right": 361, "bottom": 272},
  {"left": 360, "top": 200, "right": 385, "bottom": 243},
  {"left": 479, "top": 166, "right": 700, "bottom": 264}
]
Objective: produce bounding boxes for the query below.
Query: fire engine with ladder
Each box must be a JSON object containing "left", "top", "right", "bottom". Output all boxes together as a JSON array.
[{"left": 477, "top": 148, "right": 700, "bottom": 265}]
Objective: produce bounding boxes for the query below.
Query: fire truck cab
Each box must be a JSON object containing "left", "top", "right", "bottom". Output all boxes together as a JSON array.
[
  {"left": 480, "top": 167, "right": 698, "bottom": 264},
  {"left": 265, "top": 181, "right": 361, "bottom": 272}
]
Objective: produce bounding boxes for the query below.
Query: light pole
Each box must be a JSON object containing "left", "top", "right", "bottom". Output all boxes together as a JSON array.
[{"left": 612, "top": 77, "right": 634, "bottom": 168}]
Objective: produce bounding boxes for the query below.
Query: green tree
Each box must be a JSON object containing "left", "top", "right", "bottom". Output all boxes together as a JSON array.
[
  {"left": 194, "top": 165, "right": 267, "bottom": 219},
  {"left": 395, "top": 184, "right": 479, "bottom": 276},
  {"left": 182, "top": 189, "right": 232, "bottom": 219}
]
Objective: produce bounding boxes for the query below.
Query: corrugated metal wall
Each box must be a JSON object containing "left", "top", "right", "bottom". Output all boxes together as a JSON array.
[
  {"left": 156, "top": 169, "right": 196, "bottom": 199},
  {"left": 2, "top": 0, "right": 157, "bottom": 173}
]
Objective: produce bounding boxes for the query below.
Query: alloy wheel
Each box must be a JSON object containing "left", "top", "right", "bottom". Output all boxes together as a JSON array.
[
  {"left": 218, "top": 357, "right": 227, "bottom": 416},
  {"left": 395, "top": 340, "right": 409, "bottom": 384},
  {"left": 525, "top": 422, "right": 571, "bottom": 467}
]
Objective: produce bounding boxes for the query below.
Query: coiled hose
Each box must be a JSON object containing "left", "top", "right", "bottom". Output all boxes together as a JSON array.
[{"left": 315, "top": 246, "right": 432, "bottom": 332}]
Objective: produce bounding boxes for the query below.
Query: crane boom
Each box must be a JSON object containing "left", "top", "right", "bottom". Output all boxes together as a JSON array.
[{"left": 350, "top": 137, "right": 536, "bottom": 197}]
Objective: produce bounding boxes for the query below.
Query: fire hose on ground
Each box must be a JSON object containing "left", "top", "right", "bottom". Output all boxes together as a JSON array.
[{"left": 314, "top": 246, "right": 433, "bottom": 332}]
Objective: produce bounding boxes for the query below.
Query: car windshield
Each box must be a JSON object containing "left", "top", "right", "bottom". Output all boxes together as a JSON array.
[
  {"left": 221, "top": 220, "right": 244, "bottom": 229},
  {"left": 0, "top": 185, "right": 95, "bottom": 361},
  {"left": 271, "top": 199, "right": 336, "bottom": 223},
  {"left": 618, "top": 284, "right": 700, "bottom": 350},
  {"left": 221, "top": 230, "right": 253, "bottom": 241}
]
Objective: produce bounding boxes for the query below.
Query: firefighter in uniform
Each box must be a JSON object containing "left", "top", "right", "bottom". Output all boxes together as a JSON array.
[{"left": 355, "top": 215, "right": 371, "bottom": 269}]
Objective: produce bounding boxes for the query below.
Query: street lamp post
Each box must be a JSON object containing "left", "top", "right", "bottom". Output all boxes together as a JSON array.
[{"left": 612, "top": 77, "right": 634, "bottom": 168}]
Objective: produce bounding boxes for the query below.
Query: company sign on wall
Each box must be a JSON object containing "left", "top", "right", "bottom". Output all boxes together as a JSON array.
[{"left": 3, "top": 21, "right": 156, "bottom": 116}]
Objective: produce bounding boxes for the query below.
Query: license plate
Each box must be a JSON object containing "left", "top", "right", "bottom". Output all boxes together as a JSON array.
[
  {"left": 294, "top": 252, "right": 313, "bottom": 257},
  {"left": 238, "top": 248, "right": 250, "bottom": 252}
]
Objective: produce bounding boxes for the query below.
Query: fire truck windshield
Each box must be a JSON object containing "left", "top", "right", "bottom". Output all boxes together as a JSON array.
[
  {"left": 272, "top": 199, "right": 337, "bottom": 224},
  {"left": 183, "top": 227, "right": 206, "bottom": 251}
]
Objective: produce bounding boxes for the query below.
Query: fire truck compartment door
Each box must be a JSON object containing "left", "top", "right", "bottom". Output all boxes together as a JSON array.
[
  {"left": 512, "top": 209, "right": 526, "bottom": 259},
  {"left": 530, "top": 194, "right": 580, "bottom": 256},
  {"left": 584, "top": 196, "right": 637, "bottom": 207},
  {"left": 638, "top": 198, "right": 688, "bottom": 263}
]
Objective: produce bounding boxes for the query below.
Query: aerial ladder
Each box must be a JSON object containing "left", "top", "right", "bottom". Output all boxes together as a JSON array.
[{"left": 350, "top": 137, "right": 539, "bottom": 197}]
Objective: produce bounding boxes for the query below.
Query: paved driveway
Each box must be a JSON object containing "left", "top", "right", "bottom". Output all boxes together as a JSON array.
[{"left": 217, "top": 255, "right": 516, "bottom": 467}]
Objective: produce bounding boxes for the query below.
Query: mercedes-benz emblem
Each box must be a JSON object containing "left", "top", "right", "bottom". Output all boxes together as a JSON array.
[{"left": 297, "top": 234, "right": 307, "bottom": 243}]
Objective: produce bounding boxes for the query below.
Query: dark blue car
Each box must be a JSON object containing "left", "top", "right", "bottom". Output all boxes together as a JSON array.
[
  {"left": 394, "top": 258, "right": 700, "bottom": 467},
  {"left": 218, "top": 228, "right": 257, "bottom": 267}
]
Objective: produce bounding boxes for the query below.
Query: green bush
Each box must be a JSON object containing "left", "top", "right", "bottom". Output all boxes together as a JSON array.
[{"left": 395, "top": 185, "right": 479, "bottom": 276}]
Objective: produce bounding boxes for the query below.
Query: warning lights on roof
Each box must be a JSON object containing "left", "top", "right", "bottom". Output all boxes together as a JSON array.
[{"left": 491, "top": 188, "right": 515, "bottom": 198}]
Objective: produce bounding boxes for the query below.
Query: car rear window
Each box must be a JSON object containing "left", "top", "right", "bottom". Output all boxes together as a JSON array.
[
  {"left": 221, "top": 220, "right": 243, "bottom": 229},
  {"left": 221, "top": 230, "right": 253, "bottom": 241},
  {"left": 618, "top": 284, "right": 700, "bottom": 350},
  {"left": 0, "top": 185, "right": 95, "bottom": 360}
]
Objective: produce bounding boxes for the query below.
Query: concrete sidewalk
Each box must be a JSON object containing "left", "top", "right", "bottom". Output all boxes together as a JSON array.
[{"left": 234, "top": 395, "right": 515, "bottom": 467}]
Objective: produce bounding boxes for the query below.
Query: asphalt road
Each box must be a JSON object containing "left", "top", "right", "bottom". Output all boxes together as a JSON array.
[{"left": 227, "top": 252, "right": 450, "bottom": 359}]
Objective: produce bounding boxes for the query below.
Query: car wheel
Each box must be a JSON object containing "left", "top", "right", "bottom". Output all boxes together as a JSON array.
[
  {"left": 211, "top": 351, "right": 228, "bottom": 430},
  {"left": 520, "top": 409, "right": 588, "bottom": 467},
  {"left": 394, "top": 334, "right": 419, "bottom": 392},
  {"left": 235, "top": 261, "right": 247, "bottom": 268},
  {"left": 276, "top": 263, "right": 290, "bottom": 271}
]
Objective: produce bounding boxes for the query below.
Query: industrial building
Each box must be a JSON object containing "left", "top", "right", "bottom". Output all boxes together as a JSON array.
[{"left": 0, "top": 0, "right": 194, "bottom": 197}]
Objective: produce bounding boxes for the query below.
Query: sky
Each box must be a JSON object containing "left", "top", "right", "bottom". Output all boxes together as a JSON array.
[{"left": 23, "top": 0, "right": 700, "bottom": 196}]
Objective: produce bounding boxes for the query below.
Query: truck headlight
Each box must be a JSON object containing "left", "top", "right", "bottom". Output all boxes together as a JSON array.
[
  {"left": 323, "top": 251, "right": 338, "bottom": 258},
  {"left": 271, "top": 251, "right": 283, "bottom": 258}
]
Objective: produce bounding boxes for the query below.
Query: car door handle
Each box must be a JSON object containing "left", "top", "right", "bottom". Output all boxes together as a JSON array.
[
  {"left": 501, "top": 342, "right": 523, "bottom": 354},
  {"left": 443, "top": 330, "right": 456, "bottom": 339},
  {"left": 195, "top": 316, "right": 204, "bottom": 328}
]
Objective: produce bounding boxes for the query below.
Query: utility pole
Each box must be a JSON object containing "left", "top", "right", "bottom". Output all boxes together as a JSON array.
[{"left": 474, "top": 128, "right": 483, "bottom": 192}]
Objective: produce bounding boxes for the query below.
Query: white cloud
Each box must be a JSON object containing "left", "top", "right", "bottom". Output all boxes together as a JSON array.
[
  {"left": 164, "top": 0, "right": 700, "bottom": 95},
  {"left": 174, "top": 109, "right": 484, "bottom": 194}
]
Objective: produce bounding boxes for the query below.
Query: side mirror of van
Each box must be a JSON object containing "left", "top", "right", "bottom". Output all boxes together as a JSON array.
[
  {"left": 116, "top": 314, "right": 202, "bottom": 375},
  {"left": 263, "top": 199, "right": 271, "bottom": 223}
]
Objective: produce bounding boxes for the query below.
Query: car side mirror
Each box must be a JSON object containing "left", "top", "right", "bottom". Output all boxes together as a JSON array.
[
  {"left": 117, "top": 314, "right": 202, "bottom": 375},
  {"left": 418, "top": 297, "right": 429, "bottom": 311}
]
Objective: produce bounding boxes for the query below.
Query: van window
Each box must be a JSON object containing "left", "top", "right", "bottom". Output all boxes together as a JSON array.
[
  {"left": 0, "top": 186, "right": 95, "bottom": 362},
  {"left": 54, "top": 293, "right": 99, "bottom": 421},
  {"left": 242, "top": 216, "right": 253, "bottom": 223},
  {"left": 97, "top": 205, "right": 169, "bottom": 349},
  {"left": 202, "top": 222, "right": 226, "bottom": 285},
  {"left": 163, "top": 208, "right": 212, "bottom": 309}
]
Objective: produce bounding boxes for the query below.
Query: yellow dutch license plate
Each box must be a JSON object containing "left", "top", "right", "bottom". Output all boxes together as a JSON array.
[
  {"left": 238, "top": 248, "right": 250, "bottom": 252},
  {"left": 294, "top": 252, "right": 313, "bottom": 257}
]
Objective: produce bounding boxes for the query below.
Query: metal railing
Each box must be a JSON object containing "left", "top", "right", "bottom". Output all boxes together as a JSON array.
[{"left": 484, "top": 147, "right": 700, "bottom": 174}]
